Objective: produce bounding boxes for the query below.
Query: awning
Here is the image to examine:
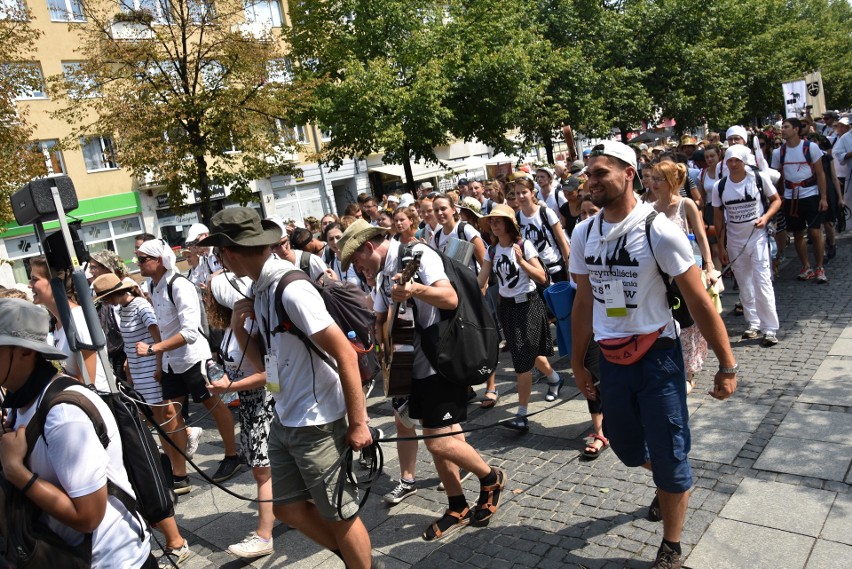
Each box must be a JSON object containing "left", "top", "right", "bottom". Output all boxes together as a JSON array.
[{"left": 368, "top": 159, "right": 453, "bottom": 182}]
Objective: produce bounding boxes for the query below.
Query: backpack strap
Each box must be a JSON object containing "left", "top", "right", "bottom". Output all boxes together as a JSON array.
[
  {"left": 272, "top": 270, "right": 338, "bottom": 373},
  {"left": 644, "top": 212, "right": 677, "bottom": 302},
  {"left": 299, "top": 250, "right": 311, "bottom": 274},
  {"left": 538, "top": 205, "right": 558, "bottom": 254},
  {"left": 718, "top": 177, "right": 727, "bottom": 209},
  {"left": 456, "top": 221, "right": 468, "bottom": 240},
  {"left": 166, "top": 273, "right": 208, "bottom": 340}
]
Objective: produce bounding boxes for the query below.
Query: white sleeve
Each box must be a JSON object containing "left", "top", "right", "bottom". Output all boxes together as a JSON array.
[
  {"left": 281, "top": 280, "right": 334, "bottom": 336},
  {"left": 523, "top": 240, "right": 539, "bottom": 259},
  {"left": 810, "top": 144, "right": 825, "bottom": 163},
  {"left": 484, "top": 246, "right": 493, "bottom": 263},
  {"left": 759, "top": 173, "right": 777, "bottom": 197},
  {"left": 770, "top": 148, "right": 781, "bottom": 170},
  {"left": 308, "top": 254, "right": 329, "bottom": 281},
  {"left": 568, "top": 219, "right": 591, "bottom": 275},
  {"left": 172, "top": 278, "right": 200, "bottom": 344},
  {"left": 45, "top": 404, "right": 108, "bottom": 498},
  {"left": 416, "top": 246, "right": 448, "bottom": 286},
  {"left": 651, "top": 218, "right": 694, "bottom": 278},
  {"left": 710, "top": 180, "right": 722, "bottom": 207},
  {"left": 463, "top": 222, "right": 482, "bottom": 243},
  {"left": 544, "top": 206, "right": 559, "bottom": 226}
]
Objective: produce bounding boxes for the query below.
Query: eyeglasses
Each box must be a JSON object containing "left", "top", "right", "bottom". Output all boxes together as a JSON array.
[
  {"left": 651, "top": 176, "right": 666, "bottom": 183},
  {"left": 136, "top": 255, "right": 154, "bottom": 264}
]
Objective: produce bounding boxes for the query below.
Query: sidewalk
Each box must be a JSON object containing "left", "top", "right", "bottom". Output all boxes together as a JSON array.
[{"left": 167, "top": 235, "right": 852, "bottom": 569}]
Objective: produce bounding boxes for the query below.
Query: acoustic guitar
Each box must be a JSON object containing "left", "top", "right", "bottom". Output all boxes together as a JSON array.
[{"left": 382, "top": 249, "right": 422, "bottom": 397}]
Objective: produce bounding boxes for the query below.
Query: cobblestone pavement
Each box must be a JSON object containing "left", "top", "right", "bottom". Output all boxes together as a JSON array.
[{"left": 166, "top": 233, "right": 852, "bottom": 569}]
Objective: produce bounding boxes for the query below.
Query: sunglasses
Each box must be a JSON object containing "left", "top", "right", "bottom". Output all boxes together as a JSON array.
[{"left": 136, "top": 255, "right": 155, "bottom": 264}]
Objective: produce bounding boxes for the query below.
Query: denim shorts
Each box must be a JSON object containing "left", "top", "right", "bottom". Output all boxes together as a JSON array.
[{"left": 598, "top": 340, "right": 692, "bottom": 493}]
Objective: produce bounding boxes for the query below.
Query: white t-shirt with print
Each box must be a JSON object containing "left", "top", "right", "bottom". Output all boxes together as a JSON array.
[
  {"left": 12, "top": 383, "right": 151, "bottom": 569},
  {"left": 771, "top": 140, "right": 825, "bottom": 199},
  {"left": 373, "top": 242, "right": 447, "bottom": 380},
  {"left": 538, "top": 187, "right": 568, "bottom": 213},
  {"left": 711, "top": 171, "right": 777, "bottom": 248},
  {"left": 53, "top": 305, "right": 110, "bottom": 392},
  {"left": 432, "top": 221, "right": 481, "bottom": 273},
  {"left": 485, "top": 240, "right": 538, "bottom": 298},
  {"left": 518, "top": 205, "right": 562, "bottom": 268},
  {"left": 254, "top": 258, "right": 346, "bottom": 427},
  {"left": 569, "top": 203, "right": 694, "bottom": 340}
]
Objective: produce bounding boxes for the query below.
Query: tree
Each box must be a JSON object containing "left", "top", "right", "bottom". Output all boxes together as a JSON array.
[
  {"left": 288, "top": 0, "right": 551, "bottom": 190},
  {"left": 51, "top": 0, "right": 306, "bottom": 224},
  {"left": 0, "top": 3, "right": 47, "bottom": 226}
]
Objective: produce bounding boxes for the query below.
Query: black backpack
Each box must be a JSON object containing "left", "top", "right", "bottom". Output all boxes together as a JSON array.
[
  {"left": 406, "top": 243, "right": 500, "bottom": 386},
  {"left": 97, "top": 302, "right": 124, "bottom": 355},
  {"left": 25, "top": 376, "right": 175, "bottom": 525},
  {"left": 272, "top": 271, "right": 380, "bottom": 385}
]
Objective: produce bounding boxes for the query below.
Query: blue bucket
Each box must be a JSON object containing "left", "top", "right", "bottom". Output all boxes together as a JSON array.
[{"left": 543, "top": 281, "right": 575, "bottom": 356}]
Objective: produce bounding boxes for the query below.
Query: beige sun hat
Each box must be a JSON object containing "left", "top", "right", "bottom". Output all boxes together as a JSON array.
[
  {"left": 478, "top": 203, "right": 519, "bottom": 233},
  {"left": 338, "top": 218, "right": 389, "bottom": 272}
]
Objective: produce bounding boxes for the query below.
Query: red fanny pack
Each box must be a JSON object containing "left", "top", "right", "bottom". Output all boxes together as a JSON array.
[{"left": 598, "top": 327, "right": 664, "bottom": 365}]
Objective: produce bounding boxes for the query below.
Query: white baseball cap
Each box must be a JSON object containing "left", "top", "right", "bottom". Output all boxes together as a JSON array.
[
  {"left": 588, "top": 140, "right": 637, "bottom": 170},
  {"left": 185, "top": 223, "right": 209, "bottom": 244}
]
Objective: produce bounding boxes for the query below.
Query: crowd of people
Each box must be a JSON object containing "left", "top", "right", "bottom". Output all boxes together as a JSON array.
[{"left": 0, "top": 110, "right": 848, "bottom": 569}]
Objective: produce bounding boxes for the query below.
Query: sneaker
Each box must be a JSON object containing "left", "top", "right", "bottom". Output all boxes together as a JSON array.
[
  {"left": 651, "top": 542, "right": 682, "bottom": 569},
  {"left": 797, "top": 266, "right": 814, "bottom": 280},
  {"left": 504, "top": 416, "right": 529, "bottom": 432},
  {"left": 544, "top": 376, "right": 564, "bottom": 402},
  {"left": 158, "top": 539, "right": 192, "bottom": 568},
  {"left": 172, "top": 476, "right": 191, "bottom": 496},
  {"left": 438, "top": 469, "right": 474, "bottom": 491},
  {"left": 814, "top": 266, "right": 827, "bottom": 283},
  {"left": 741, "top": 327, "right": 760, "bottom": 340},
  {"left": 383, "top": 480, "right": 417, "bottom": 505},
  {"left": 762, "top": 333, "right": 779, "bottom": 347},
  {"left": 212, "top": 455, "right": 242, "bottom": 483},
  {"left": 185, "top": 427, "right": 202, "bottom": 460},
  {"left": 227, "top": 532, "right": 273, "bottom": 559}
]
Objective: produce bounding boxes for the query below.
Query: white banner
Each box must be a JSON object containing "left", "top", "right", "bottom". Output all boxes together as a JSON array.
[
  {"left": 782, "top": 80, "right": 807, "bottom": 118},
  {"left": 804, "top": 70, "right": 826, "bottom": 118}
]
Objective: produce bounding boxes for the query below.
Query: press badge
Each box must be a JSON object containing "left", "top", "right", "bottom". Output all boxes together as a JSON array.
[
  {"left": 264, "top": 354, "right": 280, "bottom": 393},
  {"left": 603, "top": 280, "right": 628, "bottom": 318}
]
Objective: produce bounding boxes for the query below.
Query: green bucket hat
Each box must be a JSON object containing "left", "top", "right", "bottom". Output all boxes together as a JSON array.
[
  {"left": 197, "top": 207, "right": 282, "bottom": 248},
  {"left": 338, "top": 219, "right": 388, "bottom": 272}
]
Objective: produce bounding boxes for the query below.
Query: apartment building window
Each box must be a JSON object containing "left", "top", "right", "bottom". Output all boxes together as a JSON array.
[
  {"left": 61, "top": 61, "right": 99, "bottom": 98},
  {"left": 81, "top": 136, "right": 119, "bottom": 171},
  {"left": 119, "top": 0, "right": 170, "bottom": 24},
  {"left": 1, "top": 0, "right": 27, "bottom": 20},
  {"left": 266, "top": 58, "right": 292, "bottom": 84},
  {"left": 272, "top": 120, "right": 308, "bottom": 145},
  {"left": 9, "top": 63, "right": 47, "bottom": 100},
  {"left": 244, "top": 0, "right": 282, "bottom": 27},
  {"left": 47, "top": 0, "right": 85, "bottom": 22},
  {"left": 35, "top": 140, "right": 66, "bottom": 175},
  {"left": 188, "top": 0, "right": 214, "bottom": 23}
]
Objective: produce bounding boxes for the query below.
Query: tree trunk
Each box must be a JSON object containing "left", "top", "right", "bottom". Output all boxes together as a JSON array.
[
  {"left": 543, "top": 132, "right": 554, "bottom": 164},
  {"left": 195, "top": 154, "right": 213, "bottom": 226},
  {"left": 402, "top": 142, "right": 416, "bottom": 195},
  {"left": 619, "top": 125, "right": 629, "bottom": 144}
]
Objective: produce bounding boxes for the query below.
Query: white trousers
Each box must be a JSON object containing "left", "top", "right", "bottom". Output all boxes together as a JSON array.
[{"left": 729, "top": 234, "right": 779, "bottom": 333}]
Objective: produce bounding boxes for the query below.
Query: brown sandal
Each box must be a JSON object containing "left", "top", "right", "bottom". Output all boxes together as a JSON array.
[
  {"left": 471, "top": 468, "right": 506, "bottom": 527},
  {"left": 422, "top": 507, "right": 471, "bottom": 541}
]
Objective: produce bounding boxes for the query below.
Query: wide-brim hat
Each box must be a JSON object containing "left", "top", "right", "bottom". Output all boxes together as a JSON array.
[
  {"left": 680, "top": 135, "right": 698, "bottom": 147},
  {"left": 479, "top": 203, "right": 519, "bottom": 233},
  {"left": 197, "top": 207, "right": 282, "bottom": 247},
  {"left": 0, "top": 298, "right": 67, "bottom": 359},
  {"left": 458, "top": 196, "right": 483, "bottom": 218},
  {"left": 338, "top": 219, "right": 389, "bottom": 272},
  {"left": 92, "top": 273, "right": 136, "bottom": 302}
]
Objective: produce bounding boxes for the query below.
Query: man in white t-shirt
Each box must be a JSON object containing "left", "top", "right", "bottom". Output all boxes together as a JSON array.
[
  {"left": 339, "top": 219, "right": 506, "bottom": 543},
  {"left": 712, "top": 145, "right": 782, "bottom": 345},
  {"left": 0, "top": 299, "right": 153, "bottom": 569},
  {"left": 535, "top": 167, "right": 568, "bottom": 213},
  {"left": 198, "top": 208, "right": 380, "bottom": 569},
  {"left": 770, "top": 117, "right": 829, "bottom": 282},
  {"left": 185, "top": 223, "right": 221, "bottom": 287},
  {"left": 570, "top": 141, "right": 737, "bottom": 569},
  {"left": 833, "top": 117, "right": 852, "bottom": 200}
]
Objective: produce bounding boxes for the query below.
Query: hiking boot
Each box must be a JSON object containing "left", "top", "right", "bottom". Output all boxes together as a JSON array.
[
  {"left": 741, "top": 327, "right": 760, "bottom": 340},
  {"left": 438, "top": 469, "right": 473, "bottom": 491},
  {"left": 172, "top": 476, "right": 191, "bottom": 496},
  {"left": 797, "top": 266, "right": 814, "bottom": 280},
  {"left": 762, "top": 333, "right": 779, "bottom": 347},
  {"left": 814, "top": 266, "right": 827, "bottom": 283},
  {"left": 651, "top": 542, "right": 682, "bottom": 569},
  {"left": 158, "top": 539, "right": 192, "bottom": 568},
  {"left": 185, "top": 427, "right": 203, "bottom": 460},
  {"left": 212, "top": 455, "right": 242, "bottom": 483},
  {"left": 383, "top": 480, "right": 417, "bottom": 505},
  {"left": 505, "top": 416, "right": 529, "bottom": 432},
  {"left": 228, "top": 532, "right": 273, "bottom": 559}
]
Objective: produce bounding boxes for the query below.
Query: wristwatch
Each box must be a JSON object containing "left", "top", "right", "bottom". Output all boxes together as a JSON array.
[
  {"left": 718, "top": 364, "right": 739, "bottom": 374},
  {"left": 147, "top": 345, "right": 155, "bottom": 356}
]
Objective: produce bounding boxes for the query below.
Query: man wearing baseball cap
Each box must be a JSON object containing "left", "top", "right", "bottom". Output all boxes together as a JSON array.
[
  {"left": 185, "top": 223, "right": 221, "bottom": 287},
  {"left": 570, "top": 140, "right": 737, "bottom": 569},
  {"left": 197, "top": 207, "right": 380, "bottom": 569}
]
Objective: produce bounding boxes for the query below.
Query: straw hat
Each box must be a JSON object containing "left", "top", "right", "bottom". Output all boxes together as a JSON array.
[
  {"left": 92, "top": 273, "right": 136, "bottom": 302},
  {"left": 478, "top": 203, "right": 519, "bottom": 233},
  {"left": 458, "top": 196, "right": 483, "bottom": 218},
  {"left": 338, "top": 219, "right": 389, "bottom": 272}
]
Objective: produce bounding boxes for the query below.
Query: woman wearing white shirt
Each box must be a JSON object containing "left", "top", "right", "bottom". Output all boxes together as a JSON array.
[
  {"left": 477, "top": 205, "right": 560, "bottom": 432},
  {"left": 431, "top": 193, "right": 486, "bottom": 274},
  {"left": 513, "top": 177, "right": 571, "bottom": 283}
]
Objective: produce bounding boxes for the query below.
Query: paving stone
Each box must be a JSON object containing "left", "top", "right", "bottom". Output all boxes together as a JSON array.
[
  {"left": 827, "top": 337, "right": 852, "bottom": 357},
  {"left": 806, "top": 540, "right": 852, "bottom": 569},
  {"left": 719, "top": 479, "right": 834, "bottom": 536},
  {"left": 821, "top": 492, "right": 852, "bottom": 545},
  {"left": 753, "top": 435, "right": 852, "bottom": 481},
  {"left": 686, "top": 518, "right": 814, "bottom": 569},
  {"left": 688, "top": 427, "right": 750, "bottom": 464},
  {"left": 775, "top": 407, "right": 852, "bottom": 445},
  {"left": 798, "top": 359, "right": 852, "bottom": 405},
  {"left": 688, "top": 400, "right": 771, "bottom": 433}
]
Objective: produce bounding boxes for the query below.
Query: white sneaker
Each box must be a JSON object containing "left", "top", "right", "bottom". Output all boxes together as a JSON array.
[
  {"left": 157, "top": 539, "right": 192, "bottom": 568},
  {"left": 228, "top": 532, "right": 274, "bottom": 559},
  {"left": 186, "top": 427, "right": 203, "bottom": 460}
]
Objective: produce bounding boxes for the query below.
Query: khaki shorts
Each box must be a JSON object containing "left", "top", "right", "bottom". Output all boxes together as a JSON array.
[{"left": 268, "top": 416, "right": 359, "bottom": 520}]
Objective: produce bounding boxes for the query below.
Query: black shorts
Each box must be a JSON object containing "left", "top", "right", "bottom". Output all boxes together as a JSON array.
[
  {"left": 161, "top": 361, "right": 212, "bottom": 403},
  {"left": 783, "top": 194, "right": 824, "bottom": 232},
  {"left": 409, "top": 374, "right": 469, "bottom": 429}
]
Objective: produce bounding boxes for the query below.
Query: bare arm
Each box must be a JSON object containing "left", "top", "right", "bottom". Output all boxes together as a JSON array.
[
  {"left": 391, "top": 278, "right": 457, "bottom": 310},
  {"left": 683, "top": 199, "right": 713, "bottom": 270},
  {"left": 714, "top": 207, "right": 729, "bottom": 266},
  {"left": 477, "top": 259, "right": 492, "bottom": 290},
  {"left": 814, "top": 157, "right": 828, "bottom": 211},
  {"left": 570, "top": 273, "right": 596, "bottom": 400}
]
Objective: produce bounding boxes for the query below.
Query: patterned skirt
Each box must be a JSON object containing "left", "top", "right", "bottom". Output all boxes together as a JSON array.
[
  {"left": 499, "top": 293, "right": 554, "bottom": 374},
  {"left": 226, "top": 366, "right": 275, "bottom": 468}
]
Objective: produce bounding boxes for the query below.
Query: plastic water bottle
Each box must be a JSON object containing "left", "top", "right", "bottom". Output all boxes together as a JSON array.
[
  {"left": 205, "top": 360, "right": 225, "bottom": 383},
  {"left": 347, "top": 331, "right": 371, "bottom": 383},
  {"left": 687, "top": 234, "right": 702, "bottom": 268}
]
